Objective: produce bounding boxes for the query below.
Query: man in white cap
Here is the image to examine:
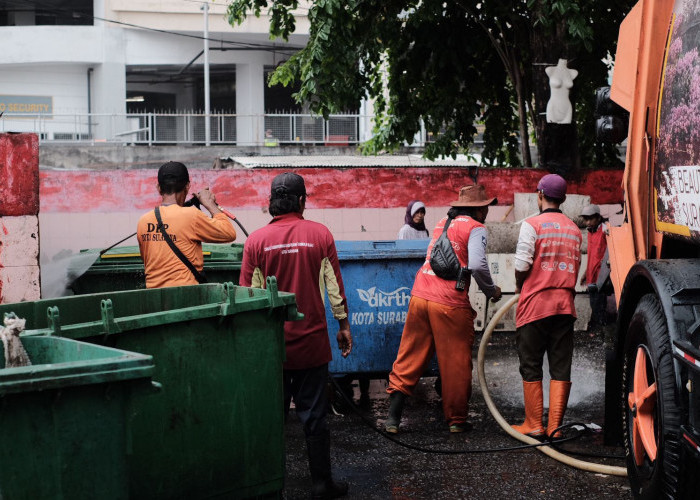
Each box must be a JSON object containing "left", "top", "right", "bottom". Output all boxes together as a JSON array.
[
  {"left": 512, "top": 174, "right": 582, "bottom": 438},
  {"left": 579, "top": 204, "right": 609, "bottom": 329}
]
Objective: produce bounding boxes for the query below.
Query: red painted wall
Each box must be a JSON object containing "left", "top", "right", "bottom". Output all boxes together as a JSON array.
[
  {"left": 39, "top": 167, "right": 623, "bottom": 213},
  {"left": 0, "top": 221, "right": 4, "bottom": 300},
  {"left": 1, "top": 134, "right": 39, "bottom": 216}
]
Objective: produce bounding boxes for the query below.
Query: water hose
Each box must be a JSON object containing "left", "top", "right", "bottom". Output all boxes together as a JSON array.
[
  {"left": 185, "top": 194, "right": 249, "bottom": 237},
  {"left": 477, "top": 294, "right": 627, "bottom": 476},
  {"left": 217, "top": 205, "right": 249, "bottom": 237}
]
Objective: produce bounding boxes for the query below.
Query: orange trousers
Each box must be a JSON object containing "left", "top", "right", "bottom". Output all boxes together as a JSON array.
[{"left": 388, "top": 296, "right": 476, "bottom": 426}]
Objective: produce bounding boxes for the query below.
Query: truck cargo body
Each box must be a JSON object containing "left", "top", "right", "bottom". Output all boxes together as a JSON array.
[{"left": 606, "top": 0, "right": 700, "bottom": 497}]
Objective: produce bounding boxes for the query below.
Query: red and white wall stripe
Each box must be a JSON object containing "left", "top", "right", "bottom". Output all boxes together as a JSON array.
[{"left": 0, "top": 134, "right": 40, "bottom": 303}]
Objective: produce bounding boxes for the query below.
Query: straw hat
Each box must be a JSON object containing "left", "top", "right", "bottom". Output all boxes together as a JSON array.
[{"left": 450, "top": 184, "right": 497, "bottom": 207}]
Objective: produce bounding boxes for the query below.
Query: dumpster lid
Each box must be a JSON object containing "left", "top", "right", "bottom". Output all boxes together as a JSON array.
[
  {"left": 0, "top": 335, "right": 154, "bottom": 395},
  {"left": 334, "top": 240, "right": 429, "bottom": 260},
  {"left": 71, "top": 243, "right": 243, "bottom": 272},
  {"left": 0, "top": 282, "right": 299, "bottom": 339}
]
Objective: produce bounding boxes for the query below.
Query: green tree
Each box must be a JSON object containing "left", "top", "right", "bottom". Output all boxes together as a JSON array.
[{"left": 227, "top": 0, "right": 633, "bottom": 168}]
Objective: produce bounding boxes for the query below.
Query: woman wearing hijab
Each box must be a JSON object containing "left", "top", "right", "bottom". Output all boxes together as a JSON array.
[{"left": 398, "top": 200, "right": 430, "bottom": 239}]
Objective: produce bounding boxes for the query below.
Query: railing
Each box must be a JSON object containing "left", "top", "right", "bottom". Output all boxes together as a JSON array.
[{"left": 0, "top": 112, "right": 437, "bottom": 147}]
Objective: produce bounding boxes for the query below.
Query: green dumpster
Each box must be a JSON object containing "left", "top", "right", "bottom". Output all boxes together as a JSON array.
[
  {"left": 68, "top": 243, "right": 244, "bottom": 294},
  {"left": 0, "top": 279, "right": 299, "bottom": 499},
  {"left": 0, "top": 334, "right": 155, "bottom": 500}
]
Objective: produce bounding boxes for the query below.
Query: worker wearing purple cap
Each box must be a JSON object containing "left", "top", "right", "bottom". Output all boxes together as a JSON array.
[{"left": 512, "top": 174, "right": 582, "bottom": 438}]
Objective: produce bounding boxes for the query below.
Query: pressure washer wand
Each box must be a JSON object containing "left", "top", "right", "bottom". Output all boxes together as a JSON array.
[
  {"left": 100, "top": 232, "right": 137, "bottom": 256},
  {"left": 218, "top": 205, "right": 249, "bottom": 237}
]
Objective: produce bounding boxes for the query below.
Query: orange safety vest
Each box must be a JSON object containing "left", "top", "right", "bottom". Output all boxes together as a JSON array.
[
  {"left": 412, "top": 215, "right": 482, "bottom": 308},
  {"left": 585, "top": 223, "right": 607, "bottom": 285},
  {"left": 516, "top": 211, "right": 582, "bottom": 328}
]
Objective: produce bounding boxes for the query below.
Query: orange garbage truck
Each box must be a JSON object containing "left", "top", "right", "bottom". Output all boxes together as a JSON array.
[{"left": 599, "top": 0, "right": 700, "bottom": 497}]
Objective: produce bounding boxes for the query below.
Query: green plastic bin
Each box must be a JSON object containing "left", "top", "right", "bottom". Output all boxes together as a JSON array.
[
  {"left": 0, "top": 334, "right": 155, "bottom": 500},
  {"left": 68, "top": 243, "right": 244, "bottom": 294},
  {"left": 0, "top": 279, "right": 299, "bottom": 499}
]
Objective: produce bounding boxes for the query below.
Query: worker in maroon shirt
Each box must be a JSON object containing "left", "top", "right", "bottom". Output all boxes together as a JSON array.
[{"left": 240, "top": 172, "right": 352, "bottom": 500}]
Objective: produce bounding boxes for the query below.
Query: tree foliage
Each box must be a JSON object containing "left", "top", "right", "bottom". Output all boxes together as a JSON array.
[{"left": 227, "top": 0, "right": 634, "bottom": 167}]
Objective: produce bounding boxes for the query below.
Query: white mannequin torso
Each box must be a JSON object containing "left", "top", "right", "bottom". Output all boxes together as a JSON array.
[{"left": 545, "top": 59, "right": 578, "bottom": 124}]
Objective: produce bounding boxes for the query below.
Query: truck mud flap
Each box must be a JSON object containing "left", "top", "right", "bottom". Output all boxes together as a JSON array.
[
  {"left": 673, "top": 340, "right": 700, "bottom": 373},
  {"left": 673, "top": 340, "right": 700, "bottom": 463},
  {"left": 680, "top": 425, "right": 700, "bottom": 461}
]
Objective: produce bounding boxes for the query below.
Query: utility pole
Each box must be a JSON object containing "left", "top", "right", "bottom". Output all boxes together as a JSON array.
[{"left": 202, "top": 2, "right": 211, "bottom": 146}]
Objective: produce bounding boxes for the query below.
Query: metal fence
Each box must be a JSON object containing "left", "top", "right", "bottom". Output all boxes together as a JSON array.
[
  {"left": 0, "top": 112, "right": 424, "bottom": 146},
  {"left": 264, "top": 114, "right": 361, "bottom": 145}
]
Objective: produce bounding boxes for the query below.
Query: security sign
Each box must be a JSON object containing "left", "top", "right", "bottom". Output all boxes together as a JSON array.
[{"left": 0, "top": 95, "right": 53, "bottom": 115}]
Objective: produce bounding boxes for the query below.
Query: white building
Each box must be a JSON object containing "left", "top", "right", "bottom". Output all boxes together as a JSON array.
[{"left": 0, "top": 0, "right": 323, "bottom": 144}]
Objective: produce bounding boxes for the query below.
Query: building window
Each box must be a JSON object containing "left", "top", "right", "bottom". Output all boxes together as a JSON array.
[{"left": 0, "top": 0, "right": 93, "bottom": 26}]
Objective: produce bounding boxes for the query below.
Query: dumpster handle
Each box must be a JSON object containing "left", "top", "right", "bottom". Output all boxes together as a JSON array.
[
  {"left": 372, "top": 241, "right": 397, "bottom": 250},
  {"left": 219, "top": 282, "right": 237, "bottom": 316},
  {"left": 266, "top": 276, "right": 283, "bottom": 308},
  {"left": 101, "top": 300, "right": 121, "bottom": 336},
  {"left": 286, "top": 305, "right": 304, "bottom": 321},
  {"left": 265, "top": 277, "right": 304, "bottom": 320},
  {"left": 47, "top": 306, "right": 61, "bottom": 336},
  {"left": 43, "top": 303, "right": 225, "bottom": 340}
]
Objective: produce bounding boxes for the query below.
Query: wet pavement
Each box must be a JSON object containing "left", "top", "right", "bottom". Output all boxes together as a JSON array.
[{"left": 282, "top": 330, "right": 632, "bottom": 499}]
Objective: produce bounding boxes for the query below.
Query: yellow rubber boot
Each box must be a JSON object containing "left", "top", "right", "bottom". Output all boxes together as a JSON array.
[
  {"left": 546, "top": 380, "right": 572, "bottom": 438},
  {"left": 512, "top": 380, "right": 544, "bottom": 437}
]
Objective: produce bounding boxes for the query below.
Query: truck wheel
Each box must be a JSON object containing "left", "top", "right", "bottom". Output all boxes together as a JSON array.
[{"left": 622, "top": 294, "right": 682, "bottom": 499}]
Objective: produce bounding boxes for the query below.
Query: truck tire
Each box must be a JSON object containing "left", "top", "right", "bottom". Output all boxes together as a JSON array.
[
  {"left": 622, "top": 294, "right": 683, "bottom": 499},
  {"left": 604, "top": 345, "right": 623, "bottom": 445}
]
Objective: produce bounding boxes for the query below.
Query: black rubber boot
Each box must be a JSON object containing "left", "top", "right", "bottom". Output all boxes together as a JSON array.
[
  {"left": 384, "top": 391, "right": 406, "bottom": 434},
  {"left": 306, "top": 431, "right": 348, "bottom": 499},
  {"left": 358, "top": 376, "right": 371, "bottom": 409}
]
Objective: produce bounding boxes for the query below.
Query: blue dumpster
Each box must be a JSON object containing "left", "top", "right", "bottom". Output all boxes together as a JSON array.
[{"left": 325, "top": 240, "right": 436, "bottom": 375}]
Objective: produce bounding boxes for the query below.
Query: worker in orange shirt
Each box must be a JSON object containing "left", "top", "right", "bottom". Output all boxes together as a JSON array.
[{"left": 137, "top": 161, "right": 236, "bottom": 288}]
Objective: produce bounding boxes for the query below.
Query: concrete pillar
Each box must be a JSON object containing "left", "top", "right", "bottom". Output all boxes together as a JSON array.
[
  {"left": 513, "top": 193, "right": 591, "bottom": 223},
  {"left": 91, "top": 27, "right": 127, "bottom": 140},
  {"left": 235, "top": 62, "right": 265, "bottom": 145},
  {"left": 0, "top": 133, "right": 40, "bottom": 303},
  {"left": 359, "top": 97, "right": 375, "bottom": 143}
]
